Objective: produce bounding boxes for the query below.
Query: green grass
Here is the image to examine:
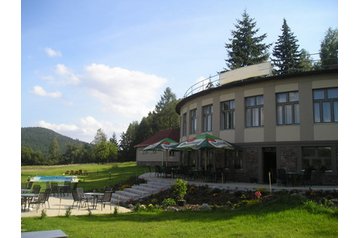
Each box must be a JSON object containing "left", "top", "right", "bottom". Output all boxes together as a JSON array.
[
  {"left": 21, "top": 162, "right": 149, "bottom": 191},
  {"left": 22, "top": 196, "right": 337, "bottom": 238}
]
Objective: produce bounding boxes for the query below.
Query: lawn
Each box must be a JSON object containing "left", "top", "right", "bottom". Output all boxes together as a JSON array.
[
  {"left": 21, "top": 196, "right": 338, "bottom": 238},
  {"left": 21, "top": 162, "right": 150, "bottom": 191}
]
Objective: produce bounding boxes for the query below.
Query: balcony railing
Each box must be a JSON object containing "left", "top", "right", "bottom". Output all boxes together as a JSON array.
[
  {"left": 182, "top": 56, "right": 337, "bottom": 99},
  {"left": 183, "top": 74, "right": 220, "bottom": 98}
]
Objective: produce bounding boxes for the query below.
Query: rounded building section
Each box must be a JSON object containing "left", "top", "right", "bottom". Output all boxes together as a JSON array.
[{"left": 176, "top": 68, "right": 338, "bottom": 184}]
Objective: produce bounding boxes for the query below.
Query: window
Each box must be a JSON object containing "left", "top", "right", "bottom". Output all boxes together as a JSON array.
[
  {"left": 245, "top": 95, "right": 264, "bottom": 127},
  {"left": 276, "top": 91, "right": 300, "bottom": 125},
  {"left": 220, "top": 100, "right": 235, "bottom": 130},
  {"left": 182, "top": 113, "right": 187, "bottom": 136},
  {"left": 189, "top": 109, "right": 197, "bottom": 134},
  {"left": 313, "top": 88, "right": 338, "bottom": 123},
  {"left": 302, "top": 147, "right": 332, "bottom": 170},
  {"left": 202, "top": 104, "right": 213, "bottom": 132}
]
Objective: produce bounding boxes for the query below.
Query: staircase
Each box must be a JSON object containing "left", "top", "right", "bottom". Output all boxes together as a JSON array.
[{"left": 111, "top": 176, "right": 174, "bottom": 205}]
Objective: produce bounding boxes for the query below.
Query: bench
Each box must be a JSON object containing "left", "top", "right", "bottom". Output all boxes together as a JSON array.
[{"left": 21, "top": 230, "right": 68, "bottom": 238}]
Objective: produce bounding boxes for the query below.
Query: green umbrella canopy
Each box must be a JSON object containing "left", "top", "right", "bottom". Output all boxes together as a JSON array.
[
  {"left": 176, "top": 133, "right": 234, "bottom": 150},
  {"left": 143, "top": 138, "right": 178, "bottom": 151}
]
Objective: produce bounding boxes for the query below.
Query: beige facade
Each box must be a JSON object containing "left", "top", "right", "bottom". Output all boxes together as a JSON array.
[
  {"left": 176, "top": 69, "right": 338, "bottom": 184},
  {"left": 178, "top": 70, "right": 338, "bottom": 144},
  {"left": 136, "top": 147, "right": 180, "bottom": 166}
]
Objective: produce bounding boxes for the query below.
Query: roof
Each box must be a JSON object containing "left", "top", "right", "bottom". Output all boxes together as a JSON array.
[
  {"left": 134, "top": 129, "right": 180, "bottom": 148},
  {"left": 176, "top": 68, "right": 338, "bottom": 113}
]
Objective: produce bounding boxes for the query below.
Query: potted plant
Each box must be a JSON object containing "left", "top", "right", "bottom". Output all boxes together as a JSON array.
[{"left": 174, "top": 179, "right": 187, "bottom": 206}]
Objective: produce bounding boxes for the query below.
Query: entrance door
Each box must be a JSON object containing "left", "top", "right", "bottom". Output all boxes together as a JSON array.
[{"left": 263, "top": 147, "right": 277, "bottom": 183}]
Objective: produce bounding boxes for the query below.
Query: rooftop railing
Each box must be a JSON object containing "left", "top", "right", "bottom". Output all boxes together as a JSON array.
[{"left": 182, "top": 56, "right": 337, "bottom": 99}]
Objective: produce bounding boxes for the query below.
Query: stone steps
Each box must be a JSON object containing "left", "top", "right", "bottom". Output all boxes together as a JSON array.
[{"left": 111, "top": 179, "right": 174, "bottom": 205}]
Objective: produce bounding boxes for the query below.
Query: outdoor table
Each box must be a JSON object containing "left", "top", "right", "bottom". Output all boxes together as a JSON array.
[
  {"left": 21, "top": 189, "right": 32, "bottom": 194},
  {"left": 84, "top": 192, "right": 104, "bottom": 209},
  {"left": 21, "top": 193, "right": 38, "bottom": 211}
]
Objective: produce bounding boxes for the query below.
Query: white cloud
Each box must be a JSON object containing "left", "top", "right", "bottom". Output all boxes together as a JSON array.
[
  {"left": 32, "top": 85, "right": 62, "bottom": 98},
  {"left": 38, "top": 116, "right": 127, "bottom": 143},
  {"left": 45, "top": 47, "right": 62, "bottom": 57},
  {"left": 83, "top": 63, "right": 166, "bottom": 117},
  {"left": 55, "top": 64, "right": 80, "bottom": 85}
]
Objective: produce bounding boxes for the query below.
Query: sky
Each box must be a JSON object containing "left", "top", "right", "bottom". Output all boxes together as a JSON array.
[{"left": 21, "top": 0, "right": 338, "bottom": 143}]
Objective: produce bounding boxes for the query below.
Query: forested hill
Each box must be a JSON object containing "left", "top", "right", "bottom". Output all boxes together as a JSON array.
[{"left": 21, "top": 127, "right": 88, "bottom": 155}]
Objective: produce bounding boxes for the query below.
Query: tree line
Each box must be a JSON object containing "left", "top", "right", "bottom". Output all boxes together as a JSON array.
[
  {"left": 225, "top": 10, "right": 338, "bottom": 74},
  {"left": 21, "top": 87, "right": 179, "bottom": 165}
]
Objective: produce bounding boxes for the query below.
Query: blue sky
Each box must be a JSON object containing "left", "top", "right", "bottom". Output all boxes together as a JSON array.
[{"left": 21, "top": 0, "right": 338, "bottom": 142}]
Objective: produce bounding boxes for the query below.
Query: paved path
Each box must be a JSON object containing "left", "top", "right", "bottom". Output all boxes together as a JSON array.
[
  {"left": 21, "top": 195, "right": 131, "bottom": 218},
  {"left": 140, "top": 172, "right": 338, "bottom": 192}
]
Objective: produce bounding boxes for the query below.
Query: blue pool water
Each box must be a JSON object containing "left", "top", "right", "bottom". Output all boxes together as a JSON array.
[{"left": 30, "top": 176, "right": 78, "bottom": 183}]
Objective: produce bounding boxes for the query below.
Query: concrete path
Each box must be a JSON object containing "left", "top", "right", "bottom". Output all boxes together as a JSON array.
[
  {"left": 21, "top": 195, "right": 131, "bottom": 218},
  {"left": 139, "top": 172, "right": 338, "bottom": 192}
]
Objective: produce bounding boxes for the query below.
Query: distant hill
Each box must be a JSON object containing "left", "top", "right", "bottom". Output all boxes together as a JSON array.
[{"left": 21, "top": 127, "right": 89, "bottom": 155}]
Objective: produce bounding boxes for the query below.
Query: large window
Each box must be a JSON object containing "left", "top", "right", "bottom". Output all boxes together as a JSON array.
[
  {"left": 276, "top": 91, "right": 300, "bottom": 125},
  {"left": 313, "top": 88, "right": 338, "bottom": 123},
  {"left": 220, "top": 100, "right": 235, "bottom": 130},
  {"left": 245, "top": 95, "right": 264, "bottom": 127},
  {"left": 189, "top": 109, "right": 197, "bottom": 134},
  {"left": 302, "top": 146, "right": 332, "bottom": 170},
  {"left": 202, "top": 104, "right": 213, "bottom": 132},
  {"left": 182, "top": 113, "right": 187, "bottom": 136}
]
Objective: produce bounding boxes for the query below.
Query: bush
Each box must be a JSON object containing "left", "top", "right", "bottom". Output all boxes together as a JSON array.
[
  {"left": 173, "top": 179, "right": 188, "bottom": 201},
  {"left": 162, "top": 198, "right": 176, "bottom": 207},
  {"left": 65, "top": 207, "right": 72, "bottom": 217},
  {"left": 40, "top": 209, "right": 47, "bottom": 219},
  {"left": 113, "top": 207, "right": 118, "bottom": 215},
  {"left": 303, "top": 200, "right": 337, "bottom": 216}
]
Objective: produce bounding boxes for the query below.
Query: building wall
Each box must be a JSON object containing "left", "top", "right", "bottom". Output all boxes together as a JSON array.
[
  {"left": 178, "top": 71, "right": 338, "bottom": 184},
  {"left": 136, "top": 147, "right": 180, "bottom": 166},
  {"left": 179, "top": 72, "right": 338, "bottom": 144}
]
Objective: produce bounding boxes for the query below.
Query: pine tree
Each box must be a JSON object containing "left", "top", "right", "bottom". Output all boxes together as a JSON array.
[
  {"left": 272, "top": 19, "right": 302, "bottom": 74},
  {"left": 320, "top": 27, "right": 338, "bottom": 69},
  {"left": 225, "top": 10, "right": 271, "bottom": 69}
]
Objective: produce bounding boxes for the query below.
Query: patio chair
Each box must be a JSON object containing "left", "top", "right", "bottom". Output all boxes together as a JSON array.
[
  {"left": 302, "top": 168, "right": 313, "bottom": 186},
  {"left": 31, "top": 185, "right": 41, "bottom": 194},
  {"left": 97, "top": 191, "right": 112, "bottom": 210},
  {"left": 76, "top": 188, "right": 90, "bottom": 208},
  {"left": 50, "top": 182, "right": 59, "bottom": 197},
  {"left": 44, "top": 188, "right": 51, "bottom": 208},
  {"left": 71, "top": 189, "right": 89, "bottom": 209},
  {"left": 277, "top": 168, "right": 287, "bottom": 186},
  {"left": 29, "top": 192, "right": 48, "bottom": 211}
]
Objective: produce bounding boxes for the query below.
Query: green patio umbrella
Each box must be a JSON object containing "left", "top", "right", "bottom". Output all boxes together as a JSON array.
[
  {"left": 176, "top": 133, "right": 234, "bottom": 150},
  {"left": 143, "top": 138, "right": 178, "bottom": 166},
  {"left": 176, "top": 133, "right": 234, "bottom": 170}
]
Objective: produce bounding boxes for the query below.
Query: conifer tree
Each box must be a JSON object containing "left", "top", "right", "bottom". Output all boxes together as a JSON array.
[
  {"left": 272, "top": 19, "right": 302, "bottom": 74},
  {"left": 225, "top": 10, "right": 271, "bottom": 69}
]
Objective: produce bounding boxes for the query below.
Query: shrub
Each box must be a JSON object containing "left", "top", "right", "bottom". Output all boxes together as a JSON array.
[
  {"left": 174, "top": 179, "right": 188, "bottom": 201},
  {"left": 162, "top": 198, "right": 176, "bottom": 207},
  {"left": 303, "top": 200, "right": 337, "bottom": 216},
  {"left": 65, "top": 207, "right": 72, "bottom": 217},
  {"left": 133, "top": 203, "right": 146, "bottom": 212},
  {"left": 113, "top": 207, "right": 118, "bottom": 215},
  {"left": 87, "top": 208, "right": 92, "bottom": 216},
  {"left": 40, "top": 209, "right": 47, "bottom": 219}
]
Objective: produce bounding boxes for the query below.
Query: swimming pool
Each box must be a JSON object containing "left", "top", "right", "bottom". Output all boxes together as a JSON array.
[{"left": 30, "top": 176, "right": 79, "bottom": 183}]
